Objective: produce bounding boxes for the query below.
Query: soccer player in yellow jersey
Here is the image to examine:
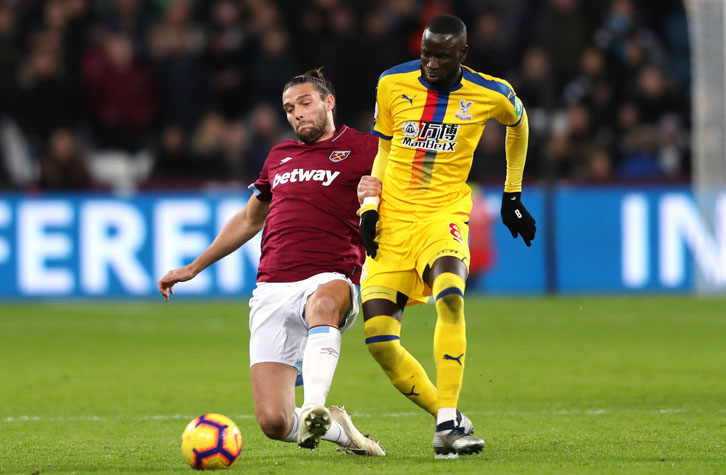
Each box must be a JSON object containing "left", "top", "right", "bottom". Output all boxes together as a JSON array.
[{"left": 357, "top": 14, "right": 536, "bottom": 458}]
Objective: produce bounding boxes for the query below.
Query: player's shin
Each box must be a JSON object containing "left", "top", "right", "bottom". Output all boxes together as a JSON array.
[
  {"left": 432, "top": 272, "right": 466, "bottom": 415},
  {"left": 364, "top": 315, "right": 438, "bottom": 416},
  {"left": 302, "top": 325, "right": 341, "bottom": 408}
]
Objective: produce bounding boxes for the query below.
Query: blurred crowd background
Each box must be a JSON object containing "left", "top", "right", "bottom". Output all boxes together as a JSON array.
[{"left": 0, "top": 0, "right": 690, "bottom": 192}]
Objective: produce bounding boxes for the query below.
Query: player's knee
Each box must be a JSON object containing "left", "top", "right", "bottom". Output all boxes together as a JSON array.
[
  {"left": 306, "top": 293, "right": 344, "bottom": 327},
  {"left": 256, "top": 410, "right": 291, "bottom": 440},
  {"left": 364, "top": 315, "right": 403, "bottom": 370},
  {"left": 432, "top": 272, "right": 465, "bottom": 323},
  {"left": 436, "top": 293, "right": 464, "bottom": 320}
]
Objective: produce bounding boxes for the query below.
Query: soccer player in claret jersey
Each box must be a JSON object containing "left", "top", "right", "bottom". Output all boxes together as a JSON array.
[
  {"left": 357, "top": 15, "right": 537, "bottom": 458},
  {"left": 158, "top": 69, "right": 384, "bottom": 456}
]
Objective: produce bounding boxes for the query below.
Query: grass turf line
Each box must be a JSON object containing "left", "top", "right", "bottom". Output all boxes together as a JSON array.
[{"left": 1, "top": 296, "right": 725, "bottom": 473}]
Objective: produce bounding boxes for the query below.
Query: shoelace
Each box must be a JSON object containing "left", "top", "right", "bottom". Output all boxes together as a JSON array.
[{"left": 446, "top": 426, "right": 467, "bottom": 436}]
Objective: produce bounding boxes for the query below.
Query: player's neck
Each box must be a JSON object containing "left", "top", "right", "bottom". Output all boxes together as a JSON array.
[
  {"left": 312, "top": 123, "right": 337, "bottom": 144},
  {"left": 439, "top": 68, "right": 463, "bottom": 90}
]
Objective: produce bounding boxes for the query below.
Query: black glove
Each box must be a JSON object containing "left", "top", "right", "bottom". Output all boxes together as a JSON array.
[
  {"left": 359, "top": 209, "right": 379, "bottom": 258},
  {"left": 501, "top": 191, "right": 536, "bottom": 247}
]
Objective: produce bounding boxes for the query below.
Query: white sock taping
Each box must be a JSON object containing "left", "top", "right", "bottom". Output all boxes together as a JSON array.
[
  {"left": 437, "top": 407, "right": 457, "bottom": 425},
  {"left": 302, "top": 325, "right": 341, "bottom": 408},
  {"left": 283, "top": 407, "right": 302, "bottom": 442}
]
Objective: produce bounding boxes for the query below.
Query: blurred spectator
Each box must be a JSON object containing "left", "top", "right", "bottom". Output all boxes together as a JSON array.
[
  {"left": 632, "top": 66, "right": 681, "bottom": 124},
  {"left": 37, "top": 128, "right": 92, "bottom": 189},
  {"left": 467, "top": 10, "right": 514, "bottom": 78},
  {"left": 149, "top": 124, "right": 198, "bottom": 181},
  {"left": 657, "top": 114, "right": 690, "bottom": 177},
  {"left": 149, "top": 0, "right": 208, "bottom": 132},
  {"left": 61, "top": 0, "right": 96, "bottom": 79},
  {"left": 544, "top": 113, "right": 577, "bottom": 178},
  {"left": 582, "top": 146, "right": 612, "bottom": 183},
  {"left": 203, "top": 0, "right": 248, "bottom": 120},
  {"left": 246, "top": 24, "right": 300, "bottom": 106},
  {"left": 81, "top": 31, "right": 158, "bottom": 152},
  {"left": 586, "top": 80, "right": 617, "bottom": 138},
  {"left": 562, "top": 45, "right": 608, "bottom": 106},
  {"left": 99, "top": 0, "right": 152, "bottom": 52},
  {"left": 619, "top": 125, "right": 664, "bottom": 179},
  {"left": 566, "top": 103, "right": 594, "bottom": 165},
  {"left": 534, "top": 0, "right": 592, "bottom": 90},
  {"left": 244, "top": 0, "right": 283, "bottom": 37},
  {"left": 316, "top": 4, "right": 362, "bottom": 125},
  {"left": 594, "top": 0, "right": 666, "bottom": 70},
  {"left": 510, "top": 47, "right": 548, "bottom": 173},
  {"left": 188, "top": 110, "right": 237, "bottom": 179},
  {"left": 470, "top": 120, "right": 506, "bottom": 183},
  {"left": 12, "top": 29, "right": 81, "bottom": 152},
  {"left": 357, "top": 8, "right": 409, "bottom": 92},
  {"left": 660, "top": 1, "right": 690, "bottom": 91},
  {"left": 219, "top": 119, "right": 248, "bottom": 181},
  {"left": 405, "top": 0, "right": 451, "bottom": 57},
  {"left": 0, "top": 0, "right": 694, "bottom": 191},
  {"left": 246, "top": 103, "right": 288, "bottom": 177},
  {"left": 0, "top": 5, "right": 21, "bottom": 119},
  {"left": 513, "top": 47, "right": 548, "bottom": 111},
  {"left": 469, "top": 0, "right": 530, "bottom": 73}
]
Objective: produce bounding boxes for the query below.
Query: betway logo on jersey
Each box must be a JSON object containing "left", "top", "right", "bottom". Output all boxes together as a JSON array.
[
  {"left": 401, "top": 121, "right": 460, "bottom": 152},
  {"left": 272, "top": 169, "right": 340, "bottom": 188}
]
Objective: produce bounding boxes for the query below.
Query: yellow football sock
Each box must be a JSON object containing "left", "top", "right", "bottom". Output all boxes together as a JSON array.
[
  {"left": 364, "top": 315, "right": 438, "bottom": 416},
  {"left": 432, "top": 272, "right": 467, "bottom": 408}
]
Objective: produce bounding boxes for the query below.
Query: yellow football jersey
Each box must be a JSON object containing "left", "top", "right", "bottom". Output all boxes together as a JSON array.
[{"left": 372, "top": 59, "right": 525, "bottom": 221}]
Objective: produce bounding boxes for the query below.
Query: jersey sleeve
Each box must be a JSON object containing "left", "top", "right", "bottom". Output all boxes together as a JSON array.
[
  {"left": 490, "top": 78, "right": 526, "bottom": 128},
  {"left": 371, "top": 75, "right": 393, "bottom": 140},
  {"left": 364, "top": 134, "right": 378, "bottom": 172},
  {"left": 248, "top": 155, "right": 272, "bottom": 202}
]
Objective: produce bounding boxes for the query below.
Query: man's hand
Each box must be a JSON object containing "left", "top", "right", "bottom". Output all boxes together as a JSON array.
[
  {"left": 158, "top": 266, "right": 196, "bottom": 301},
  {"left": 357, "top": 175, "right": 382, "bottom": 208},
  {"left": 359, "top": 208, "right": 379, "bottom": 258},
  {"left": 357, "top": 175, "right": 381, "bottom": 257},
  {"left": 501, "top": 192, "right": 536, "bottom": 247}
]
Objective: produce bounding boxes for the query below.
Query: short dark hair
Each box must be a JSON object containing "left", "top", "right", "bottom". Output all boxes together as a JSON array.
[
  {"left": 425, "top": 14, "right": 467, "bottom": 37},
  {"left": 283, "top": 67, "right": 336, "bottom": 121}
]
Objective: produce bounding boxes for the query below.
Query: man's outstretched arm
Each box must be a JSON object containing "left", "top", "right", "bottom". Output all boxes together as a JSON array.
[{"left": 158, "top": 196, "right": 270, "bottom": 300}]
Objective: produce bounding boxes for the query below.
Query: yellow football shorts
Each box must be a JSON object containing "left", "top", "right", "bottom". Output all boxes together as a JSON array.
[{"left": 361, "top": 215, "right": 470, "bottom": 305}]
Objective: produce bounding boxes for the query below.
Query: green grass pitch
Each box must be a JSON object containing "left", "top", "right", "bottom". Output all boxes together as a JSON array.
[{"left": 1, "top": 296, "right": 725, "bottom": 474}]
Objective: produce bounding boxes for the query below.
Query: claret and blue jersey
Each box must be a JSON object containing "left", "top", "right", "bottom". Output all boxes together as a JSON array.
[{"left": 250, "top": 126, "right": 377, "bottom": 284}]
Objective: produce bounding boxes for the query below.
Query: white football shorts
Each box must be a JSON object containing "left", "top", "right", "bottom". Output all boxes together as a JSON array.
[{"left": 248, "top": 272, "right": 359, "bottom": 368}]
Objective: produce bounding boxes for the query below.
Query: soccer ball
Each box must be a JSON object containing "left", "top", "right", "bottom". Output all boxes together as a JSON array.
[{"left": 181, "top": 413, "right": 243, "bottom": 470}]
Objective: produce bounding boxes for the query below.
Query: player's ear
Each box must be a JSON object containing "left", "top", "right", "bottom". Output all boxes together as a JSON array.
[
  {"left": 325, "top": 94, "right": 335, "bottom": 112},
  {"left": 460, "top": 43, "right": 468, "bottom": 63}
]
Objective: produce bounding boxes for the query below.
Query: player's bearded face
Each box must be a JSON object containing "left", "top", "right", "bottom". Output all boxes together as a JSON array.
[
  {"left": 283, "top": 82, "right": 334, "bottom": 144},
  {"left": 293, "top": 102, "right": 328, "bottom": 143}
]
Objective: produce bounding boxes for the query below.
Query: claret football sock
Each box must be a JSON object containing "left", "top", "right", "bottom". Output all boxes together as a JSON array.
[
  {"left": 364, "top": 315, "right": 438, "bottom": 416},
  {"left": 432, "top": 272, "right": 466, "bottom": 409},
  {"left": 302, "top": 325, "right": 341, "bottom": 408}
]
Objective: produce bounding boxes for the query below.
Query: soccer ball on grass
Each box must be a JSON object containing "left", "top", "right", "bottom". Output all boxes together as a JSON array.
[{"left": 181, "top": 413, "right": 242, "bottom": 470}]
